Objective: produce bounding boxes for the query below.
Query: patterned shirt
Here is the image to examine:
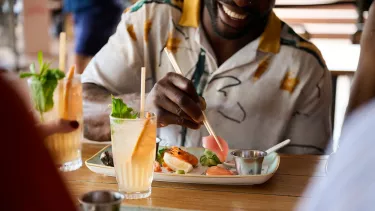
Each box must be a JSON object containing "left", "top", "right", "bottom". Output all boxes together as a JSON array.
[{"left": 82, "top": 0, "right": 332, "bottom": 154}]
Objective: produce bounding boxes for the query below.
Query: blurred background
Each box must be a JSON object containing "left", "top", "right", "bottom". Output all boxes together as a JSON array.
[{"left": 0, "top": 0, "right": 371, "bottom": 149}]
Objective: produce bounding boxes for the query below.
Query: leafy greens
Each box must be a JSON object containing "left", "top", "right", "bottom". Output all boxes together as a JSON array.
[
  {"left": 200, "top": 149, "right": 222, "bottom": 167},
  {"left": 19, "top": 52, "right": 65, "bottom": 121},
  {"left": 110, "top": 96, "right": 138, "bottom": 119},
  {"left": 156, "top": 147, "right": 168, "bottom": 165}
]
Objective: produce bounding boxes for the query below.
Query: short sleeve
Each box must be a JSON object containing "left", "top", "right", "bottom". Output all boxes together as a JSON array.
[
  {"left": 81, "top": 10, "right": 145, "bottom": 94},
  {"left": 281, "top": 56, "right": 332, "bottom": 154}
]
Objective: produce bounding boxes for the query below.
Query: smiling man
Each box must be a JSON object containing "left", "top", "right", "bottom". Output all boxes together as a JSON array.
[{"left": 82, "top": 0, "right": 332, "bottom": 154}]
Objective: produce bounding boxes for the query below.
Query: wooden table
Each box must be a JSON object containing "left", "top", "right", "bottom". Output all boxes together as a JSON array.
[{"left": 63, "top": 144, "right": 328, "bottom": 211}]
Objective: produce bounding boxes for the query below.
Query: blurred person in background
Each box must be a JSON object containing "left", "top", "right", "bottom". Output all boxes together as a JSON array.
[
  {"left": 63, "top": 0, "right": 124, "bottom": 73},
  {"left": 0, "top": 68, "right": 78, "bottom": 210},
  {"left": 297, "top": 2, "right": 375, "bottom": 211}
]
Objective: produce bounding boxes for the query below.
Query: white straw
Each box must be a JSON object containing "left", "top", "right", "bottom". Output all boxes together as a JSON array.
[
  {"left": 140, "top": 67, "right": 146, "bottom": 118},
  {"left": 59, "top": 32, "right": 66, "bottom": 72},
  {"left": 164, "top": 48, "right": 224, "bottom": 151}
]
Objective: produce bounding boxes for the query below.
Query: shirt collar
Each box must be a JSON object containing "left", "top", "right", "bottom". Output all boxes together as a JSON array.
[
  {"left": 179, "top": 0, "right": 201, "bottom": 27},
  {"left": 257, "top": 11, "right": 282, "bottom": 54},
  {"left": 180, "top": 0, "right": 282, "bottom": 54}
]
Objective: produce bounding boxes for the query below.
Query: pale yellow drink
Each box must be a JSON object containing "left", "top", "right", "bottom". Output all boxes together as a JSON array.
[
  {"left": 110, "top": 114, "right": 156, "bottom": 199},
  {"left": 28, "top": 76, "right": 83, "bottom": 171}
]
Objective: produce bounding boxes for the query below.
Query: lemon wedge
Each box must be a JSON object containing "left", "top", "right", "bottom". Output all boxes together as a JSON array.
[
  {"left": 131, "top": 118, "right": 151, "bottom": 158},
  {"left": 62, "top": 65, "right": 75, "bottom": 119},
  {"left": 163, "top": 152, "right": 193, "bottom": 173}
]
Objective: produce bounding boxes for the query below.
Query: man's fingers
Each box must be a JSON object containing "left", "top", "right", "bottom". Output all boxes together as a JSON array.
[
  {"left": 166, "top": 72, "right": 200, "bottom": 103},
  {"left": 39, "top": 119, "right": 79, "bottom": 138},
  {"left": 153, "top": 93, "right": 192, "bottom": 119},
  {"left": 148, "top": 73, "right": 205, "bottom": 128},
  {"left": 199, "top": 96, "right": 207, "bottom": 111},
  {"left": 155, "top": 109, "right": 201, "bottom": 129},
  {"left": 158, "top": 83, "right": 203, "bottom": 122}
]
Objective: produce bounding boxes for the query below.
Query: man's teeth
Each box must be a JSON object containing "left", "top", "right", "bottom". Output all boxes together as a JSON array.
[{"left": 222, "top": 5, "right": 247, "bottom": 20}]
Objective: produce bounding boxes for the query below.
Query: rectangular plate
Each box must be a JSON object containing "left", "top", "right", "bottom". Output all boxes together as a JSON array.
[{"left": 85, "top": 145, "right": 280, "bottom": 185}]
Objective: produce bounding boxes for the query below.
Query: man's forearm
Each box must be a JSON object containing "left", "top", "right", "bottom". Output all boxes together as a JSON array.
[{"left": 83, "top": 83, "right": 141, "bottom": 142}]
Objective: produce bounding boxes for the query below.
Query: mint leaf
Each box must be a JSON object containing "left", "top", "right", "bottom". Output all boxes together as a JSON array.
[
  {"left": 29, "top": 79, "right": 46, "bottom": 113},
  {"left": 42, "top": 77, "right": 58, "bottom": 112},
  {"left": 20, "top": 72, "right": 37, "bottom": 78},
  {"left": 30, "top": 63, "right": 36, "bottom": 74},
  {"left": 38, "top": 51, "right": 43, "bottom": 67},
  {"left": 19, "top": 51, "right": 65, "bottom": 120},
  {"left": 110, "top": 96, "right": 138, "bottom": 119},
  {"left": 50, "top": 69, "right": 65, "bottom": 79}
]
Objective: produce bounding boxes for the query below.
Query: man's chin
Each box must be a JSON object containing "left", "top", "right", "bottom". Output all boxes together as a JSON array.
[
  {"left": 213, "top": 24, "right": 248, "bottom": 40},
  {"left": 214, "top": 31, "right": 243, "bottom": 40}
]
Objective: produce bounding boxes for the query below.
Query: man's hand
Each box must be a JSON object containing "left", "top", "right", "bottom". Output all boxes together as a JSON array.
[{"left": 146, "top": 72, "right": 205, "bottom": 129}]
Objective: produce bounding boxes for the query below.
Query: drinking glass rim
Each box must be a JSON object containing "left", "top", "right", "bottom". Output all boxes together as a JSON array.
[{"left": 109, "top": 112, "right": 156, "bottom": 121}]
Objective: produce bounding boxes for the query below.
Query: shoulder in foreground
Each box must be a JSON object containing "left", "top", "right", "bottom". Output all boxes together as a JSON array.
[{"left": 279, "top": 23, "right": 326, "bottom": 69}]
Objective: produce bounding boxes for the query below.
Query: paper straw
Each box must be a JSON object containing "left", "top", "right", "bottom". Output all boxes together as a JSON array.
[
  {"left": 59, "top": 32, "right": 66, "bottom": 72},
  {"left": 140, "top": 67, "right": 146, "bottom": 118}
]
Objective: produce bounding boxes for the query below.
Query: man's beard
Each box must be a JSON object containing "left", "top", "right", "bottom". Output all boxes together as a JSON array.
[{"left": 203, "top": 0, "right": 269, "bottom": 40}]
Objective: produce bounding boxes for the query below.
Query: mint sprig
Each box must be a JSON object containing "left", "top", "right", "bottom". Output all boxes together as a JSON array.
[
  {"left": 19, "top": 52, "right": 65, "bottom": 121},
  {"left": 110, "top": 96, "right": 138, "bottom": 119}
]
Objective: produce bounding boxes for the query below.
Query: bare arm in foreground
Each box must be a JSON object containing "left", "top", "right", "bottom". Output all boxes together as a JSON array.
[{"left": 346, "top": 3, "right": 375, "bottom": 114}]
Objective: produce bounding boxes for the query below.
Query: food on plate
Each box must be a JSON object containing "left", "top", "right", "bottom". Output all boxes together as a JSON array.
[
  {"left": 162, "top": 162, "right": 173, "bottom": 172},
  {"left": 176, "top": 170, "right": 185, "bottom": 174},
  {"left": 164, "top": 152, "right": 193, "bottom": 173},
  {"left": 202, "top": 135, "right": 229, "bottom": 162},
  {"left": 206, "top": 166, "right": 233, "bottom": 176},
  {"left": 163, "top": 147, "right": 198, "bottom": 173},
  {"left": 153, "top": 161, "right": 162, "bottom": 172},
  {"left": 200, "top": 149, "right": 222, "bottom": 167},
  {"left": 156, "top": 147, "right": 168, "bottom": 165},
  {"left": 100, "top": 151, "right": 114, "bottom": 167}
]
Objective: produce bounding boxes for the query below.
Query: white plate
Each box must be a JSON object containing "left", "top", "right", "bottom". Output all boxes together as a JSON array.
[{"left": 85, "top": 145, "right": 280, "bottom": 185}]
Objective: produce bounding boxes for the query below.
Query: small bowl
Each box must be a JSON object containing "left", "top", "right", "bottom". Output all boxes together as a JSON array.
[
  {"left": 231, "top": 150, "right": 267, "bottom": 175},
  {"left": 79, "top": 190, "right": 124, "bottom": 211}
]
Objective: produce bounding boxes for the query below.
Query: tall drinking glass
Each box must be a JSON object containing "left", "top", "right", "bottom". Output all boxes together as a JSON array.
[
  {"left": 27, "top": 76, "right": 83, "bottom": 172},
  {"left": 110, "top": 113, "right": 157, "bottom": 199}
]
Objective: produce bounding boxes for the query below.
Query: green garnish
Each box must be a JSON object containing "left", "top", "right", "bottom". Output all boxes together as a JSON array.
[
  {"left": 110, "top": 96, "right": 138, "bottom": 119},
  {"left": 156, "top": 147, "right": 168, "bottom": 165},
  {"left": 19, "top": 52, "right": 65, "bottom": 121},
  {"left": 200, "top": 149, "right": 222, "bottom": 167},
  {"left": 176, "top": 170, "right": 185, "bottom": 174}
]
